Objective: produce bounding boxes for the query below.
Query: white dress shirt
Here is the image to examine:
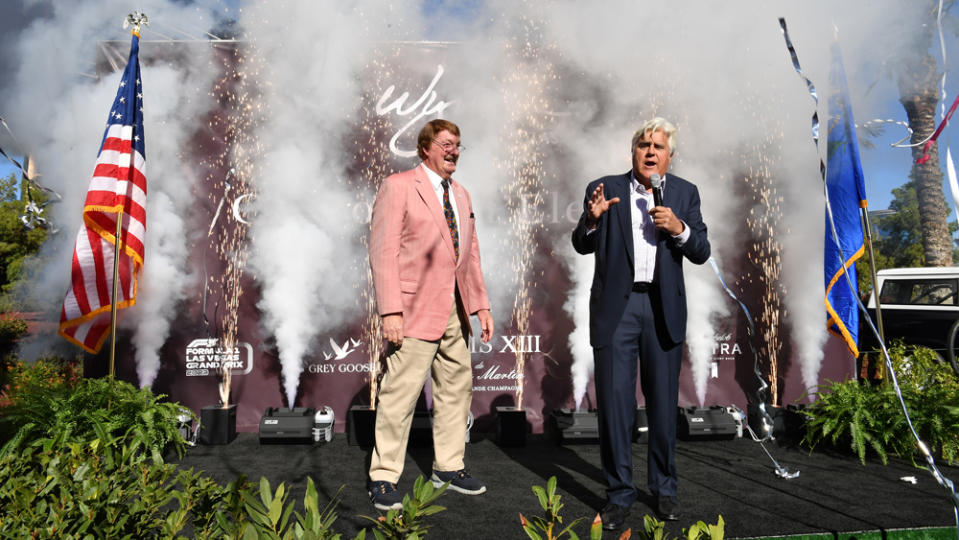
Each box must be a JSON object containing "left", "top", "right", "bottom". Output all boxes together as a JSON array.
[
  {"left": 422, "top": 163, "right": 460, "bottom": 225},
  {"left": 629, "top": 173, "right": 690, "bottom": 283}
]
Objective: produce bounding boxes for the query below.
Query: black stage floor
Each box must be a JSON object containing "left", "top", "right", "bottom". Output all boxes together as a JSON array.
[{"left": 173, "top": 432, "right": 958, "bottom": 539}]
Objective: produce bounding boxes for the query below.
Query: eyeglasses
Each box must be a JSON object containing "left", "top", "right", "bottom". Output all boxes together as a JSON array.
[{"left": 432, "top": 139, "right": 465, "bottom": 152}]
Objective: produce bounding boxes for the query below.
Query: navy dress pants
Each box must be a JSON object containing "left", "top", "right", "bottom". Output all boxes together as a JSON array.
[{"left": 593, "top": 287, "right": 682, "bottom": 506}]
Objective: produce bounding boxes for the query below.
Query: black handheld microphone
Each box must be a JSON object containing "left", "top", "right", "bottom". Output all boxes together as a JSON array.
[{"left": 650, "top": 174, "right": 664, "bottom": 207}]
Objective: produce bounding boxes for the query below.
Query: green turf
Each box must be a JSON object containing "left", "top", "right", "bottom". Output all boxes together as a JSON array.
[{"left": 741, "top": 526, "right": 957, "bottom": 540}]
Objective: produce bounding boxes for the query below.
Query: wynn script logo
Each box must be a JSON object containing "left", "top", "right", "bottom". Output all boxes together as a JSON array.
[{"left": 376, "top": 65, "right": 451, "bottom": 158}]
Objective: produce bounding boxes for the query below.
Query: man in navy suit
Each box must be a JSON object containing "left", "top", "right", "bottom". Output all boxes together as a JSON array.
[{"left": 572, "top": 117, "right": 710, "bottom": 530}]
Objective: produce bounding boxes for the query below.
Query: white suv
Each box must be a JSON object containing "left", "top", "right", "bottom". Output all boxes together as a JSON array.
[{"left": 863, "top": 267, "right": 959, "bottom": 371}]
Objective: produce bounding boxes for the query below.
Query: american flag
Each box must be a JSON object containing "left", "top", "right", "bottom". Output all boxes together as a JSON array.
[{"left": 59, "top": 33, "right": 146, "bottom": 354}]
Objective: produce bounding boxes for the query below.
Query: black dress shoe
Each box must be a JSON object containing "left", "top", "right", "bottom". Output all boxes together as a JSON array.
[
  {"left": 656, "top": 495, "right": 681, "bottom": 521},
  {"left": 600, "top": 502, "right": 630, "bottom": 530}
]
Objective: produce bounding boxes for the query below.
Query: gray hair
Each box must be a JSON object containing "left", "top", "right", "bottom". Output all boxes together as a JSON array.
[{"left": 631, "top": 117, "right": 677, "bottom": 156}]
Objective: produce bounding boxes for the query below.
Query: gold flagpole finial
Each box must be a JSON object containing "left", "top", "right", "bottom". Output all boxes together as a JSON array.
[{"left": 123, "top": 12, "right": 149, "bottom": 37}]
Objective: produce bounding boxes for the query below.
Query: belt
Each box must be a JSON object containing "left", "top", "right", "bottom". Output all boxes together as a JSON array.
[{"left": 632, "top": 282, "right": 654, "bottom": 293}]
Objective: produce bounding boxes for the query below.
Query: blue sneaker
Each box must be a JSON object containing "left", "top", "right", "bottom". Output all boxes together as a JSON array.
[
  {"left": 368, "top": 480, "right": 403, "bottom": 511},
  {"left": 430, "top": 469, "right": 486, "bottom": 495}
]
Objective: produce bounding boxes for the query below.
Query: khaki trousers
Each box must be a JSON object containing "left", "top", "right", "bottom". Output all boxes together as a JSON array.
[{"left": 368, "top": 301, "right": 472, "bottom": 483}]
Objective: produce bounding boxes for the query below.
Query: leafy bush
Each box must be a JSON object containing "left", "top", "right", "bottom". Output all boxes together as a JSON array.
[
  {"left": 359, "top": 475, "right": 446, "bottom": 540},
  {"left": 0, "top": 313, "right": 27, "bottom": 343},
  {"left": 237, "top": 476, "right": 345, "bottom": 539},
  {"left": 804, "top": 341, "right": 959, "bottom": 465},
  {"left": 0, "top": 355, "right": 81, "bottom": 395},
  {"left": 520, "top": 476, "right": 595, "bottom": 540},
  {"left": 639, "top": 514, "right": 725, "bottom": 540},
  {"left": 0, "top": 355, "right": 81, "bottom": 431},
  {"left": 519, "top": 476, "right": 724, "bottom": 540},
  {"left": 1, "top": 370, "right": 189, "bottom": 462},
  {"left": 0, "top": 423, "right": 242, "bottom": 538}
]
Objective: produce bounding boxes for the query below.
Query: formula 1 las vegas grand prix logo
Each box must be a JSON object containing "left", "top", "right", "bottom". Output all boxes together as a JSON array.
[{"left": 184, "top": 338, "right": 254, "bottom": 377}]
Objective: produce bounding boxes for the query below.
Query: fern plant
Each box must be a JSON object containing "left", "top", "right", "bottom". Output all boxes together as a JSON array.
[
  {"left": 1, "top": 374, "right": 190, "bottom": 462},
  {"left": 804, "top": 342, "right": 959, "bottom": 465}
]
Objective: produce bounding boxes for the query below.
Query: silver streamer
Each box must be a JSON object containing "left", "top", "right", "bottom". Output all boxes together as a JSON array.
[{"left": 709, "top": 258, "right": 799, "bottom": 479}]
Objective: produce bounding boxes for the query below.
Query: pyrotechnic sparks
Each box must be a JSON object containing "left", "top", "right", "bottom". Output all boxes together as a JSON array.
[
  {"left": 352, "top": 44, "right": 407, "bottom": 408},
  {"left": 201, "top": 40, "right": 264, "bottom": 406},
  {"left": 740, "top": 124, "right": 787, "bottom": 406},
  {"left": 497, "top": 15, "right": 556, "bottom": 409}
]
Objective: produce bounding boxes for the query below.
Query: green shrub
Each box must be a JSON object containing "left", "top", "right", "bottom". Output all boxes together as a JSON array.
[
  {"left": 359, "top": 475, "right": 446, "bottom": 540},
  {"left": 639, "top": 514, "right": 725, "bottom": 540},
  {"left": 0, "top": 313, "right": 27, "bottom": 343},
  {"left": 1, "top": 373, "right": 189, "bottom": 462},
  {"left": 519, "top": 476, "right": 594, "bottom": 540},
  {"left": 804, "top": 342, "right": 959, "bottom": 465},
  {"left": 519, "top": 476, "right": 724, "bottom": 540},
  {"left": 0, "top": 423, "right": 238, "bottom": 538},
  {"left": 0, "top": 355, "right": 81, "bottom": 396},
  {"left": 0, "top": 356, "right": 82, "bottom": 440}
]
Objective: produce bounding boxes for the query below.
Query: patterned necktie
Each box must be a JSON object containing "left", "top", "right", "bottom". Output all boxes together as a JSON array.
[{"left": 442, "top": 179, "right": 459, "bottom": 259}]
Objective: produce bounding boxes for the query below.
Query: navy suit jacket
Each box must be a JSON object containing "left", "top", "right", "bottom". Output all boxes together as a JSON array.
[{"left": 571, "top": 171, "right": 710, "bottom": 348}]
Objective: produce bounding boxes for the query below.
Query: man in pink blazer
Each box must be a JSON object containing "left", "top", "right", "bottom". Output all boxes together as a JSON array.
[{"left": 367, "top": 119, "right": 494, "bottom": 510}]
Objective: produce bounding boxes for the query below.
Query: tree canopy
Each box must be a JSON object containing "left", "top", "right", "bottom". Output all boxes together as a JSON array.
[
  {"left": 856, "top": 181, "right": 958, "bottom": 292},
  {"left": 0, "top": 173, "right": 49, "bottom": 301}
]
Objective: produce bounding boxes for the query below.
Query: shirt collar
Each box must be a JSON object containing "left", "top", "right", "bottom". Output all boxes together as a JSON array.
[
  {"left": 421, "top": 162, "right": 448, "bottom": 189},
  {"left": 630, "top": 171, "right": 665, "bottom": 194}
]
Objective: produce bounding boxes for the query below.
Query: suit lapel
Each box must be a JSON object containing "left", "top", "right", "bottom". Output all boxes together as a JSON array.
[
  {"left": 451, "top": 181, "right": 469, "bottom": 266},
  {"left": 413, "top": 167, "right": 458, "bottom": 262},
  {"left": 613, "top": 173, "right": 634, "bottom": 271},
  {"left": 662, "top": 173, "right": 677, "bottom": 211}
]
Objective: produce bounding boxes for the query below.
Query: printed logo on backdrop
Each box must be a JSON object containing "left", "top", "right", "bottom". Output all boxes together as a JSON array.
[
  {"left": 710, "top": 333, "right": 742, "bottom": 378},
  {"left": 376, "top": 64, "right": 451, "bottom": 158},
  {"left": 470, "top": 334, "right": 541, "bottom": 393},
  {"left": 305, "top": 336, "right": 374, "bottom": 375},
  {"left": 184, "top": 338, "right": 254, "bottom": 377}
]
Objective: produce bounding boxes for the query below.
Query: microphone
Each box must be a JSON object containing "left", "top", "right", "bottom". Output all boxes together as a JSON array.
[{"left": 650, "top": 174, "right": 664, "bottom": 207}]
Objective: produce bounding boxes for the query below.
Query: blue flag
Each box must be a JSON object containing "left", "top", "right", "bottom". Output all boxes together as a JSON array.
[{"left": 824, "top": 42, "right": 867, "bottom": 357}]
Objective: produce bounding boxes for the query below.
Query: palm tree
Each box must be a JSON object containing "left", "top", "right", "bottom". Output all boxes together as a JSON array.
[{"left": 896, "top": 0, "right": 953, "bottom": 266}]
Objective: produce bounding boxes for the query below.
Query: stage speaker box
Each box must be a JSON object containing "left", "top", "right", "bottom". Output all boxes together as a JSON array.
[
  {"left": 259, "top": 407, "right": 316, "bottom": 444},
  {"left": 409, "top": 409, "right": 433, "bottom": 446},
  {"left": 549, "top": 408, "right": 599, "bottom": 443},
  {"left": 634, "top": 407, "right": 648, "bottom": 443},
  {"left": 549, "top": 408, "right": 648, "bottom": 444},
  {"left": 348, "top": 405, "right": 376, "bottom": 447},
  {"left": 200, "top": 404, "right": 237, "bottom": 445},
  {"left": 496, "top": 406, "right": 528, "bottom": 446},
  {"left": 677, "top": 406, "right": 738, "bottom": 440}
]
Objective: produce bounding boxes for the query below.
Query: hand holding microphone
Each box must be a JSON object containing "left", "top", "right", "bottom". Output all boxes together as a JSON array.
[
  {"left": 648, "top": 174, "right": 684, "bottom": 235},
  {"left": 650, "top": 173, "right": 664, "bottom": 207}
]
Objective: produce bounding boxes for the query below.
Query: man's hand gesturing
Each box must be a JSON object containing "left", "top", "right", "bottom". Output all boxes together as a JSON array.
[{"left": 586, "top": 183, "right": 620, "bottom": 229}]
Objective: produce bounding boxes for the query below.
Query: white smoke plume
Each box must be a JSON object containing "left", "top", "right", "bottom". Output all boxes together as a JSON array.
[
  {"left": 239, "top": 2, "right": 423, "bottom": 407},
  {"left": 563, "top": 244, "right": 594, "bottom": 410},
  {"left": 685, "top": 262, "right": 732, "bottom": 405}
]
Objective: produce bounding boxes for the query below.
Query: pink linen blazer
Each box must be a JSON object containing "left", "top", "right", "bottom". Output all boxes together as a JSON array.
[{"left": 369, "top": 165, "right": 491, "bottom": 342}]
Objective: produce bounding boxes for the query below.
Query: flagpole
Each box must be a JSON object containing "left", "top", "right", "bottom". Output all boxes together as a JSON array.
[
  {"left": 108, "top": 208, "right": 123, "bottom": 379},
  {"left": 860, "top": 207, "right": 886, "bottom": 380},
  {"left": 105, "top": 14, "right": 147, "bottom": 377}
]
